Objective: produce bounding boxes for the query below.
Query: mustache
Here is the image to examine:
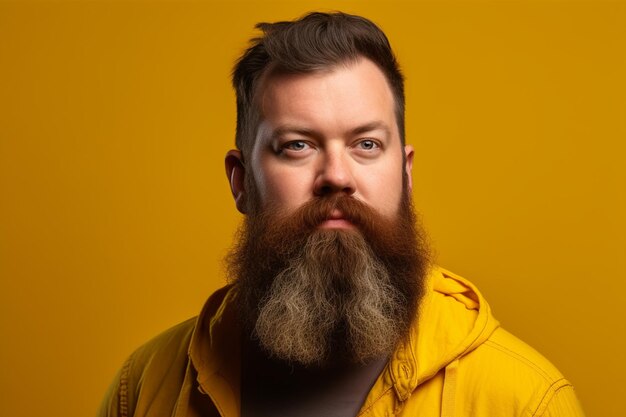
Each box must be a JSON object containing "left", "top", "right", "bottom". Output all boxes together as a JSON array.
[
  {"left": 258, "top": 195, "right": 387, "bottom": 252},
  {"left": 253, "top": 194, "right": 416, "bottom": 267},
  {"left": 284, "top": 195, "right": 381, "bottom": 231}
]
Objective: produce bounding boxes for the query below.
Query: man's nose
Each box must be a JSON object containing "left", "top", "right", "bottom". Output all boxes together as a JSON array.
[{"left": 313, "top": 150, "right": 356, "bottom": 197}]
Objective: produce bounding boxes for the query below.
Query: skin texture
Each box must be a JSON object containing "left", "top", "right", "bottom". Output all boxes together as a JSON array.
[{"left": 226, "top": 57, "right": 414, "bottom": 221}]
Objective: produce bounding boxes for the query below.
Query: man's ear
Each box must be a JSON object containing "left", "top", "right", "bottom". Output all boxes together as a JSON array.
[
  {"left": 225, "top": 150, "right": 247, "bottom": 214},
  {"left": 404, "top": 144, "right": 415, "bottom": 193}
]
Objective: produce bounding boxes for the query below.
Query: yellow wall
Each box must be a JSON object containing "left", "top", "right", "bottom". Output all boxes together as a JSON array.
[{"left": 1, "top": 1, "right": 624, "bottom": 416}]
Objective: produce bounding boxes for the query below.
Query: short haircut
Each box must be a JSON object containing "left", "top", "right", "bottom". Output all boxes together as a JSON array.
[{"left": 232, "top": 11, "right": 405, "bottom": 157}]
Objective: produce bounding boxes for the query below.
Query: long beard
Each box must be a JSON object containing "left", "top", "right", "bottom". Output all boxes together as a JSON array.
[{"left": 226, "top": 192, "right": 430, "bottom": 366}]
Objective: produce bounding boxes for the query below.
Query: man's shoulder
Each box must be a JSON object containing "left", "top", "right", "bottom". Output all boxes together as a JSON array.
[
  {"left": 99, "top": 286, "right": 234, "bottom": 417},
  {"left": 128, "top": 285, "right": 233, "bottom": 369},
  {"left": 480, "top": 327, "right": 566, "bottom": 383},
  {"left": 128, "top": 316, "right": 197, "bottom": 368},
  {"left": 459, "top": 327, "right": 579, "bottom": 414}
]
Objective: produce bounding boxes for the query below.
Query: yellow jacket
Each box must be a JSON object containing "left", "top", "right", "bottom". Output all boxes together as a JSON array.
[{"left": 99, "top": 267, "right": 584, "bottom": 416}]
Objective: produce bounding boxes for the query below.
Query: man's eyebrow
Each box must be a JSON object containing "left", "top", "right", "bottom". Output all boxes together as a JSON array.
[
  {"left": 270, "top": 121, "right": 391, "bottom": 139},
  {"left": 271, "top": 125, "right": 318, "bottom": 139},
  {"left": 350, "top": 121, "right": 391, "bottom": 136}
]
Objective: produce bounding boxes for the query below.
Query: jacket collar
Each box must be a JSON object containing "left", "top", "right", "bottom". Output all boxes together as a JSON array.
[{"left": 188, "top": 286, "right": 241, "bottom": 417}]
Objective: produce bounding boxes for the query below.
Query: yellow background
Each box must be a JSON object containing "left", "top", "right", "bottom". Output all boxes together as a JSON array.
[{"left": 1, "top": 1, "right": 624, "bottom": 416}]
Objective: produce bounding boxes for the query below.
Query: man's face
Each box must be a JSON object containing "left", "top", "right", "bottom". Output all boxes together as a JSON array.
[
  {"left": 246, "top": 57, "right": 413, "bottom": 221},
  {"left": 225, "top": 57, "right": 429, "bottom": 366}
]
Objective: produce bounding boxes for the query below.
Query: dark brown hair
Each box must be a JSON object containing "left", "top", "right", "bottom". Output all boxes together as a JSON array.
[{"left": 232, "top": 12, "right": 405, "bottom": 157}]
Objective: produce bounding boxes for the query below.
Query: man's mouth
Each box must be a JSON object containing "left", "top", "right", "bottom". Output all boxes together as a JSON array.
[{"left": 318, "top": 209, "right": 355, "bottom": 230}]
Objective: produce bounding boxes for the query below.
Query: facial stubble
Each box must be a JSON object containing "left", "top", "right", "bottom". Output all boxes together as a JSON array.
[{"left": 226, "top": 189, "right": 430, "bottom": 367}]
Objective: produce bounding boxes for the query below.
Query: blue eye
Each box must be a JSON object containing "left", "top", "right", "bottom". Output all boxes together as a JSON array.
[
  {"left": 359, "top": 140, "right": 377, "bottom": 150},
  {"left": 278, "top": 140, "right": 312, "bottom": 157},
  {"left": 285, "top": 141, "right": 308, "bottom": 151}
]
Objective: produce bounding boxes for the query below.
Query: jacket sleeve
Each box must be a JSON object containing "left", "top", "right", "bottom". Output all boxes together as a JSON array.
[{"left": 535, "top": 384, "right": 585, "bottom": 417}]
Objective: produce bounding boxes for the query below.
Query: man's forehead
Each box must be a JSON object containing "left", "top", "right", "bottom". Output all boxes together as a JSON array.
[
  {"left": 255, "top": 59, "right": 397, "bottom": 137},
  {"left": 256, "top": 57, "right": 393, "bottom": 106}
]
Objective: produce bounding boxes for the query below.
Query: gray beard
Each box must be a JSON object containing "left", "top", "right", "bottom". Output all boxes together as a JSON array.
[{"left": 252, "top": 230, "right": 409, "bottom": 366}]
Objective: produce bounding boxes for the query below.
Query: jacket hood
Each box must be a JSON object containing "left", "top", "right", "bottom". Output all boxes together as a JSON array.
[{"left": 386, "top": 266, "right": 500, "bottom": 400}]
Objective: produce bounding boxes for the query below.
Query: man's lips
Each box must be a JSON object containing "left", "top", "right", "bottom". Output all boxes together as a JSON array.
[{"left": 318, "top": 209, "right": 355, "bottom": 230}]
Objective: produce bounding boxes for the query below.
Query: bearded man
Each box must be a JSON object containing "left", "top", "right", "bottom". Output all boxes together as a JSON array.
[{"left": 99, "top": 12, "right": 584, "bottom": 417}]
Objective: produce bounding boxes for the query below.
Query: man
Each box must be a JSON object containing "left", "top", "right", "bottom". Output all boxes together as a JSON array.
[{"left": 99, "top": 12, "right": 584, "bottom": 417}]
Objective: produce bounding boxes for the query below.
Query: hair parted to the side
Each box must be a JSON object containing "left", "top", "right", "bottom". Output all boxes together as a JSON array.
[{"left": 232, "top": 11, "right": 406, "bottom": 158}]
